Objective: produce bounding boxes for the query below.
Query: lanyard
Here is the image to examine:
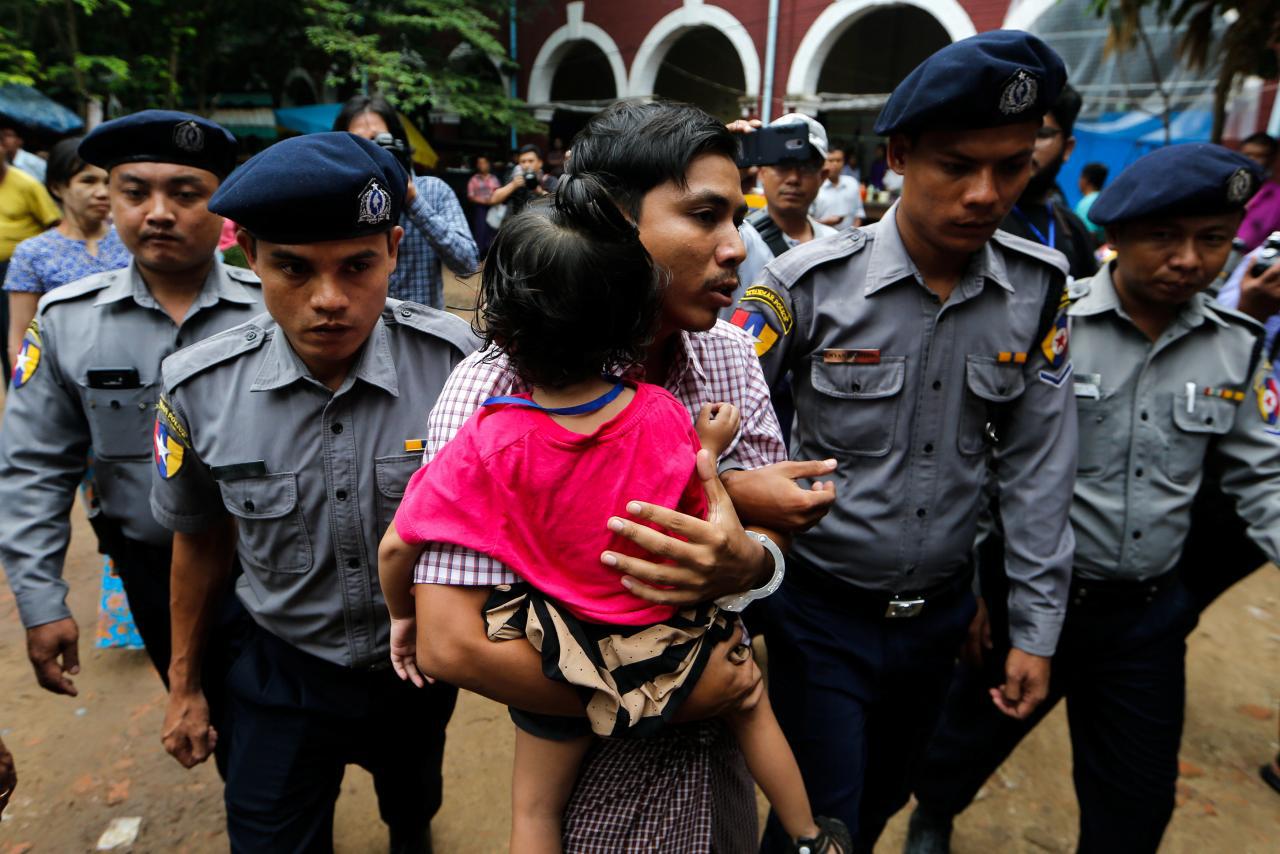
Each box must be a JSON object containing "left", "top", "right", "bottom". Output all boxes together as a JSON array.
[
  {"left": 482, "top": 378, "right": 625, "bottom": 415},
  {"left": 1011, "top": 201, "right": 1055, "bottom": 248}
]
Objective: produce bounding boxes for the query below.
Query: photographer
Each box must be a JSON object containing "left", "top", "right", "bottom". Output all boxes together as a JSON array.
[
  {"left": 334, "top": 94, "right": 477, "bottom": 310},
  {"left": 489, "top": 143, "right": 559, "bottom": 215}
]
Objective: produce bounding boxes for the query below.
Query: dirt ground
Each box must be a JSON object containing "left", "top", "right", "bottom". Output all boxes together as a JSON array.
[{"left": 1, "top": 274, "right": 1277, "bottom": 852}]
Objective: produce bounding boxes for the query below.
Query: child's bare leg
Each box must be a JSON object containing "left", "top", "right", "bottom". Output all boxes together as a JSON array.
[
  {"left": 509, "top": 728, "right": 592, "bottom": 854},
  {"left": 725, "top": 690, "right": 824, "bottom": 844}
]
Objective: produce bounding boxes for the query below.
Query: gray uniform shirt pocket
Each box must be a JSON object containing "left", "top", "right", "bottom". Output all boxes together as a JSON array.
[
  {"left": 1166, "top": 396, "right": 1233, "bottom": 483},
  {"left": 808, "top": 356, "right": 905, "bottom": 457},
  {"left": 374, "top": 454, "right": 421, "bottom": 535},
  {"left": 218, "top": 472, "right": 313, "bottom": 574},
  {"left": 958, "top": 357, "right": 1026, "bottom": 455},
  {"left": 83, "top": 384, "right": 156, "bottom": 460}
]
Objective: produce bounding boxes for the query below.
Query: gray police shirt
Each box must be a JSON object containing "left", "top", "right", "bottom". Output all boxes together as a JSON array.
[
  {"left": 1069, "top": 264, "right": 1280, "bottom": 580},
  {"left": 733, "top": 205, "right": 1077, "bottom": 656},
  {"left": 0, "top": 260, "right": 262, "bottom": 629},
  {"left": 150, "top": 300, "right": 478, "bottom": 669}
]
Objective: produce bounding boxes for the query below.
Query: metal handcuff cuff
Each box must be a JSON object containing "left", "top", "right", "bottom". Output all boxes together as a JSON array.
[{"left": 716, "top": 530, "right": 786, "bottom": 614}]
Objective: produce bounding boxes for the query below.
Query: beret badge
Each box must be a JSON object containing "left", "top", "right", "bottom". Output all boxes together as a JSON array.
[
  {"left": 172, "top": 120, "right": 206, "bottom": 153},
  {"left": 1226, "top": 167, "right": 1254, "bottom": 204},
  {"left": 998, "top": 68, "right": 1039, "bottom": 116},
  {"left": 357, "top": 178, "right": 392, "bottom": 226}
]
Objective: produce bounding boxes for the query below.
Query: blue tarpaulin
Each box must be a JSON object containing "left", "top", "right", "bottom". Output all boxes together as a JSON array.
[
  {"left": 274, "top": 103, "right": 343, "bottom": 135},
  {"left": 0, "top": 84, "right": 83, "bottom": 134}
]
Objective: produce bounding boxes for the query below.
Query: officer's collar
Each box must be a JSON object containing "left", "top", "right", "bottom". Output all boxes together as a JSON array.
[
  {"left": 863, "top": 203, "right": 1014, "bottom": 297},
  {"left": 1071, "top": 262, "right": 1228, "bottom": 331},
  {"left": 251, "top": 315, "right": 399, "bottom": 396},
  {"left": 94, "top": 258, "right": 258, "bottom": 309}
]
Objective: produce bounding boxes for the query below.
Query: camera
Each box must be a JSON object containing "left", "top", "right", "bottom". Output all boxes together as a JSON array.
[
  {"left": 522, "top": 170, "right": 539, "bottom": 189},
  {"left": 1250, "top": 231, "right": 1280, "bottom": 278},
  {"left": 372, "top": 132, "right": 413, "bottom": 175}
]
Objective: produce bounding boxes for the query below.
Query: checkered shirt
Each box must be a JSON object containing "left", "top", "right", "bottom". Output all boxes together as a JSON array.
[
  {"left": 413, "top": 319, "right": 787, "bottom": 585},
  {"left": 390, "top": 175, "right": 478, "bottom": 309}
]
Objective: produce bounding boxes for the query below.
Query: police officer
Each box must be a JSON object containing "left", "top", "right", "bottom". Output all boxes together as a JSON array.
[
  {"left": 731, "top": 32, "right": 1078, "bottom": 851},
  {"left": 0, "top": 111, "right": 259, "bottom": 696},
  {"left": 152, "top": 133, "right": 476, "bottom": 854},
  {"left": 905, "top": 144, "right": 1280, "bottom": 854}
]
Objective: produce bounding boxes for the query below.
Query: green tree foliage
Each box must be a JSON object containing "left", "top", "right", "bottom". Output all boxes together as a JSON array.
[
  {"left": 1092, "top": 0, "right": 1280, "bottom": 141},
  {"left": 305, "top": 0, "right": 542, "bottom": 133}
]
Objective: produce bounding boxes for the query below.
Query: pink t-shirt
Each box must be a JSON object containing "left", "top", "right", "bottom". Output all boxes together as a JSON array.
[{"left": 395, "top": 382, "right": 706, "bottom": 625}]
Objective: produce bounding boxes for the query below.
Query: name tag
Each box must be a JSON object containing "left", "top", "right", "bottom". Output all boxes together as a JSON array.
[
  {"left": 210, "top": 460, "right": 268, "bottom": 481},
  {"left": 824, "top": 348, "right": 881, "bottom": 365},
  {"left": 1073, "top": 372, "right": 1102, "bottom": 399}
]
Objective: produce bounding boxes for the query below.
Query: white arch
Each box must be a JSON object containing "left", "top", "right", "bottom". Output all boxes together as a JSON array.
[
  {"left": 627, "top": 0, "right": 761, "bottom": 99},
  {"left": 1002, "top": 0, "right": 1059, "bottom": 31},
  {"left": 785, "top": 0, "right": 977, "bottom": 97},
  {"left": 527, "top": 1, "right": 628, "bottom": 104}
]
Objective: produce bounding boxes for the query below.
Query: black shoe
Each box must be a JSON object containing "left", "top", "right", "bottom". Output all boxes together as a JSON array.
[
  {"left": 389, "top": 825, "right": 432, "bottom": 854},
  {"left": 1261, "top": 758, "right": 1280, "bottom": 795},
  {"left": 903, "top": 806, "right": 952, "bottom": 854}
]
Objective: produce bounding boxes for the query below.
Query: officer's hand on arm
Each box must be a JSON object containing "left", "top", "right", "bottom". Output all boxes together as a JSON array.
[
  {"left": 990, "top": 648, "right": 1051, "bottom": 719},
  {"left": 673, "top": 630, "right": 764, "bottom": 721},
  {"left": 960, "top": 596, "right": 994, "bottom": 668},
  {"left": 162, "top": 517, "right": 236, "bottom": 769},
  {"left": 1235, "top": 259, "right": 1280, "bottom": 322},
  {"left": 720, "top": 460, "right": 837, "bottom": 532},
  {"left": 26, "top": 617, "right": 80, "bottom": 696},
  {"left": 608, "top": 450, "right": 774, "bottom": 604},
  {"left": 405, "top": 176, "right": 418, "bottom": 206}
]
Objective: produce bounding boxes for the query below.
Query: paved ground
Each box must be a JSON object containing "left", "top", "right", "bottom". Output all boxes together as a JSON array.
[{"left": 1, "top": 273, "right": 1276, "bottom": 851}]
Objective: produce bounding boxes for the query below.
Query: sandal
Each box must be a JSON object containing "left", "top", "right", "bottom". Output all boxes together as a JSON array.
[{"left": 794, "top": 816, "right": 851, "bottom": 854}]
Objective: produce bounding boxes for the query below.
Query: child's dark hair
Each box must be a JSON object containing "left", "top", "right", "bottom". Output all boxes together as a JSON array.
[{"left": 479, "top": 173, "right": 663, "bottom": 388}]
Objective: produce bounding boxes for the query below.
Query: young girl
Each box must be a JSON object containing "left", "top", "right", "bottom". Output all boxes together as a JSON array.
[{"left": 379, "top": 176, "right": 848, "bottom": 854}]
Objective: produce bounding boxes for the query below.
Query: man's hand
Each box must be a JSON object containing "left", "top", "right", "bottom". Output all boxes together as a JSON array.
[
  {"left": 726, "top": 119, "right": 763, "bottom": 136},
  {"left": 960, "top": 596, "right": 994, "bottom": 667},
  {"left": 27, "top": 618, "right": 80, "bottom": 696},
  {"left": 606, "top": 449, "right": 772, "bottom": 605},
  {"left": 0, "top": 734, "right": 15, "bottom": 818},
  {"left": 389, "top": 615, "right": 431, "bottom": 688},
  {"left": 405, "top": 176, "right": 418, "bottom": 206},
  {"left": 990, "top": 648, "right": 1050, "bottom": 719},
  {"left": 161, "top": 689, "right": 216, "bottom": 769},
  {"left": 1237, "top": 258, "right": 1280, "bottom": 322},
  {"left": 721, "top": 459, "right": 837, "bottom": 532},
  {"left": 673, "top": 629, "right": 762, "bottom": 722}
]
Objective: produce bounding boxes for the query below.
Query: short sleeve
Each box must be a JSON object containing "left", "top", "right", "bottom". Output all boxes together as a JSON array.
[
  {"left": 3, "top": 238, "right": 42, "bottom": 293},
  {"left": 29, "top": 182, "right": 61, "bottom": 229},
  {"left": 149, "top": 392, "right": 226, "bottom": 533}
]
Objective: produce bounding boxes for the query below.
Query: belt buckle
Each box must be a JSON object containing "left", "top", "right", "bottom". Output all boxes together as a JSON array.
[{"left": 885, "top": 597, "right": 925, "bottom": 619}]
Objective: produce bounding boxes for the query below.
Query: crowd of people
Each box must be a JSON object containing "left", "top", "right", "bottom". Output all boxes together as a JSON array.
[{"left": 2, "top": 26, "right": 1280, "bottom": 854}]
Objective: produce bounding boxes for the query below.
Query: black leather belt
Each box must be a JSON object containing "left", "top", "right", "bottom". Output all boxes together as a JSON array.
[
  {"left": 787, "top": 556, "right": 973, "bottom": 620},
  {"left": 1069, "top": 570, "right": 1178, "bottom": 610}
]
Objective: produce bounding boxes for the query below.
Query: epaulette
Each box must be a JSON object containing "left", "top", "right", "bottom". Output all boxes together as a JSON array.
[
  {"left": 161, "top": 312, "right": 272, "bottom": 392},
  {"left": 991, "top": 228, "right": 1070, "bottom": 277},
  {"left": 1202, "top": 296, "right": 1265, "bottom": 335},
  {"left": 384, "top": 299, "right": 481, "bottom": 357},
  {"left": 1067, "top": 277, "right": 1092, "bottom": 302},
  {"left": 223, "top": 265, "right": 261, "bottom": 286},
  {"left": 37, "top": 269, "right": 117, "bottom": 310},
  {"left": 765, "top": 228, "right": 867, "bottom": 290}
]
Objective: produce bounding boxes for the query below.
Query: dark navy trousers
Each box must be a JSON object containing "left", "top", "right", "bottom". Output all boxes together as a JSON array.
[
  {"left": 222, "top": 623, "right": 457, "bottom": 854},
  {"left": 911, "top": 577, "right": 1199, "bottom": 854},
  {"left": 756, "top": 570, "right": 977, "bottom": 853}
]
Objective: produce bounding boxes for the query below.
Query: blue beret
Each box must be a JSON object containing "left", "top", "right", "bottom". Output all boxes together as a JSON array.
[
  {"left": 1089, "top": 144, "right": 1263, "bottom": 226},
  {"left": 208, "top": 133, "right": 407, "bottom": 244},
  {"left": 79, "top": 110, "right": 237, "bottom": 179},
  {"left": 874, "top": 30, "right": 1066, "bottom": 136}
]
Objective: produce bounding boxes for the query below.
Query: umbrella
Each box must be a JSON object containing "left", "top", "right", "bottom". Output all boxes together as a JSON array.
[
  {"left": 274, "top": 103, "right": 438, "bottom": 169},
  {"left": 0, "top": 84, "right": 83, "bottom": 134}
]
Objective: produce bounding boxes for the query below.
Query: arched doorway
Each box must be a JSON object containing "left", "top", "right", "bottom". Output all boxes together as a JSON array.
[
  {"left": 651, "top": 27, "right": 748, "bottom": 122},
  {"left": 546, "top": 40, "right": 618, "bottom": 149}
]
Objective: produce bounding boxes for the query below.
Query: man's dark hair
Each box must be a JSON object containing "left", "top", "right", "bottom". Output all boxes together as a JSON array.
[
  {"left": 1242, "top": 132, "right": 1278, "bottom": 158},
  {"left": 44, "top": 136, "right": 88, "bottom": 202},
  {"left": 1049, "top": 84, "right": 1083, "bottom": 138},
  {"left": 332, "top": 93, "right": 409, "bottom": 142},
  {"left": 1080, "top": 162, "right": 1108, "bottom": 191},
  {"left": 517, "top": 143, "right": 543, "bottom": 160},
  {"left": 566, "top": 98, "right": 739, "bottom": 218},
  {"left": 480, "top": 173, "right": 663, "bottom": 388}
]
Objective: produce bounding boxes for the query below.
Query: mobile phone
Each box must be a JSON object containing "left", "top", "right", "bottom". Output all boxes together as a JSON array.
[
  {"left": 86, "top": 367, "right": 141, "bottom": 389},
  {"left": 735, "top": 122, "right": 812, "bottom": 168}
]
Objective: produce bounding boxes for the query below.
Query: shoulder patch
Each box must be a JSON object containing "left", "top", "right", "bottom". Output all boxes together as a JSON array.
[
  {"left": 991, "top": 228, "right": 1070, "bottom": 277},
  {"left": 38, "top": 269, "right": 116, "bottom": 309},
  {"left": 154, "top": 395, "right": 190, "bottom": 479},
  {"left": 11, "top": 319, "right": 41, "bottom": 389},
  {"left": 385, "top": 299, "right": 481, "bottom": 357},
  {"left": 161, "top": 313, "right": 271, "bottom": 391},
  {"left": 764, "top": 228, "right": 867, "bottom": 290}
]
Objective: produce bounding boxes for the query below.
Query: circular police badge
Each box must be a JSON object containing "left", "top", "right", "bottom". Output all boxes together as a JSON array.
[
  {"left": 172, "top": 120, "right": 205, "bottom": 153},
  {"left": 357, "top": 178, "right": 392, "bottom": 226},
  {"left": 1226, "top": 167, "right": 1254, "bottom": 204},
  {"left": 999, "top": 69, "right": 1038, "bottom": 116}
]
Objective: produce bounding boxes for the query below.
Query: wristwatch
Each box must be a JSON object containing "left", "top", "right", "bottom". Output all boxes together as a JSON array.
[{"left": 716, "top": 530, "right": 786, "bottom": 613}]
